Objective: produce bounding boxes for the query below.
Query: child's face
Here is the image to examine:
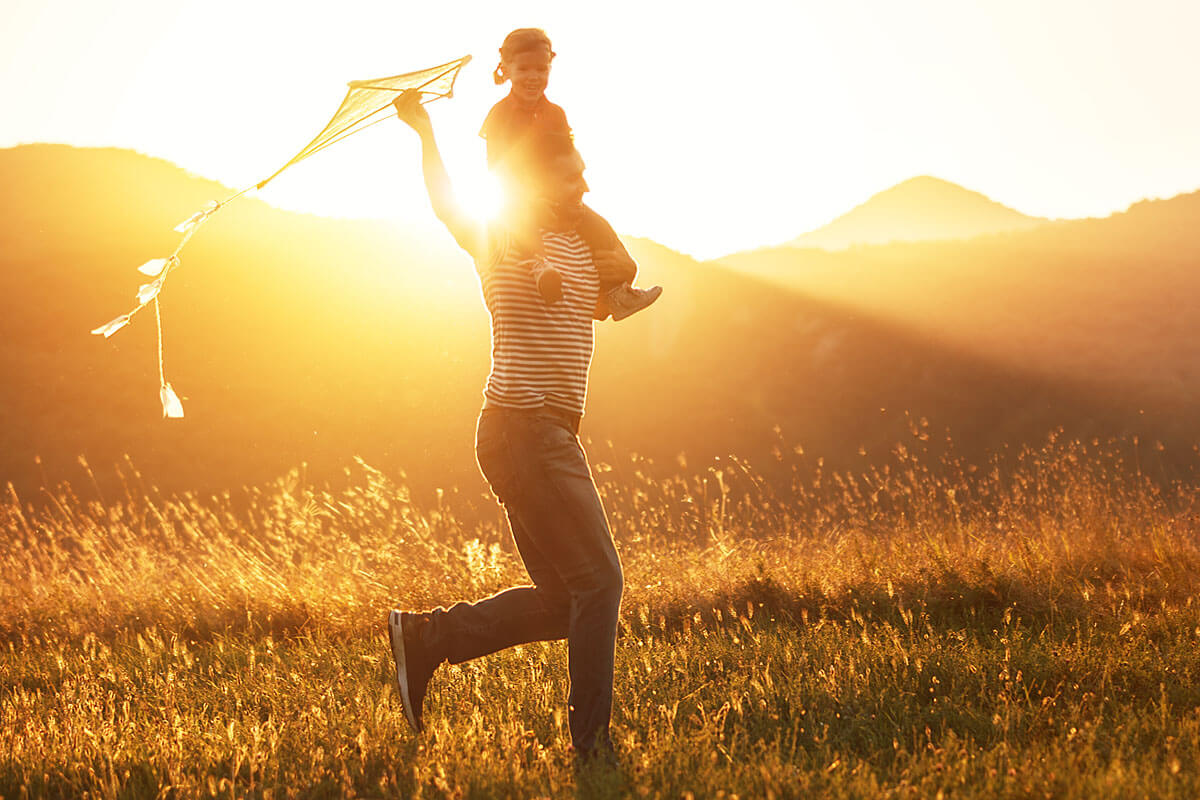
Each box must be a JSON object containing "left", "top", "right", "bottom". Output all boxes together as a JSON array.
[{"left": 503, "top": 47, "right": 552, "bottom": 108}]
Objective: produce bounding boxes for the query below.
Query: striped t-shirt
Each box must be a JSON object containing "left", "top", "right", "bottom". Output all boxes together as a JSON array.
[{"left": 477, "top": 230, "right": 599, "bottom": 416}]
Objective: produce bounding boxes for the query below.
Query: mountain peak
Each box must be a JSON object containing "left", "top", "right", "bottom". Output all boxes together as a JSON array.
[
  {"left": 887, "top": 174, "right": 967, "bottom": 190},
  {"left": 788, "top": 175, "right": 1047, "bottom": 250}
]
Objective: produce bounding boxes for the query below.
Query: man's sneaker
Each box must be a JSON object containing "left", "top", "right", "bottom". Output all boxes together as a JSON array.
[
  {"left": 607, "top": 283, "right": 663, "bottom": 321},
  {"left": 387, "top": 609, "right": 438, "bottom": 733},
  {"left": 573, "top": 744, "right": 622, "bottom": 786}
]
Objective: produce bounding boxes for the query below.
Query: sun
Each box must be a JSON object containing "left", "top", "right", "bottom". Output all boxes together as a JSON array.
[{"left": 453, "top": 167, "right": 503, "bottom": 223}]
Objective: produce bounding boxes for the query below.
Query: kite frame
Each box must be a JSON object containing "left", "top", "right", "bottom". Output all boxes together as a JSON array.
[{"left": 256, "top": 55, "right": 471, "bottom": 190}]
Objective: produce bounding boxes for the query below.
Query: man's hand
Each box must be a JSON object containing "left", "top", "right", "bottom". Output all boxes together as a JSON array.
[
  {"left": 393, "top": 90, "right": 433, "bottom": 138},
  {"left": 592, "top": 248, "right": 637, "bottom": 286}
]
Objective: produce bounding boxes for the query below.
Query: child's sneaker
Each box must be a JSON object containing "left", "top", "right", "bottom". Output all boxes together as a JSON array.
[
  {"left": 530, "top": 256, "right": 563, "bottom": 304},
  {"left": 606, "top": 283, "right": 662, "bottom": 321}
]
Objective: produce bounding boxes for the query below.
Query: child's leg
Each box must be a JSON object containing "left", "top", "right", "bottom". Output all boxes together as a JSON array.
[
  {"left": 577, "top": 205, "right": 662, "bottom": 318},
  {"left": 514, "top": 228, "right": 563, "bottom": 304}
]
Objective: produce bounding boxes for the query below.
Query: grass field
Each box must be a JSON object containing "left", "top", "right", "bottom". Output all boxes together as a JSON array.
[{"left": 4, "top": 433, "right": 1200, "bottom": 798}]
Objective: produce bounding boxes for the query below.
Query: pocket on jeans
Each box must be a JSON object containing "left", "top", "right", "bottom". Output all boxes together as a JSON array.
[
  {"left": 533, "top": 416, "right": 592, "bottom": 481},
  {"left": 476, "top": 414, "right": 521, "bottom": 502},
  {"left": 533, "top": 414, "right": 574, "bottom": 445}
]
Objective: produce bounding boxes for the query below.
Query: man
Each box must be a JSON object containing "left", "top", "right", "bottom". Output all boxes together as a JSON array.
[{"left": 387, "top": 90, "right": 636, "bottom": 766}]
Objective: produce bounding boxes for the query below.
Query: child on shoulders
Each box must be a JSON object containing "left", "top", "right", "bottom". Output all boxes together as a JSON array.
[{"left": 481, "top": 28, "right": 662, "bottom": 320}]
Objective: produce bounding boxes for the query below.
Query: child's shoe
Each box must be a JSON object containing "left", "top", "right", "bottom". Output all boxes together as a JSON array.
[
  {"left": 530, "top": 256, "right": 563, "bottom": 304},
  {"left": 606, "top": 283, "right": 662, "bottom": 321}
]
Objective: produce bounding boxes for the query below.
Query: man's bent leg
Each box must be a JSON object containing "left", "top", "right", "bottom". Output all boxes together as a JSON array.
[
  {"left": 420, "top": 503, "right": 573, "bottom": 664},
  {"left": 390, "top": 471, "right": 575, "bottom": 733}
]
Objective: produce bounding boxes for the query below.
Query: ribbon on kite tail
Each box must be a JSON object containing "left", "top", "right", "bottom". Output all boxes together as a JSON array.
[{"left": 91, "top": 54, "right": 472, "bottom": 418}]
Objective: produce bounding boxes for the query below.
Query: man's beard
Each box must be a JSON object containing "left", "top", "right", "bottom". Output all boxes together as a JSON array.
[
  {"left": 547, "top": 199, "right": 584, "bottom": 229},
  {"left": 508, "top": 195, "right": 584, "bottom": 232}
]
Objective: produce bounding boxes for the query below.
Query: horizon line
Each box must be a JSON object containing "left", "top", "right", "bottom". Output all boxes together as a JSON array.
[{"left": 4, "top": 139, "right": 1198, "bottom": 261}]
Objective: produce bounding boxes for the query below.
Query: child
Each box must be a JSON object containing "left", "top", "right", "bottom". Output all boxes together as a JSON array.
[{"left": 480, "top": 28, "right": 662, "bottom": 320}]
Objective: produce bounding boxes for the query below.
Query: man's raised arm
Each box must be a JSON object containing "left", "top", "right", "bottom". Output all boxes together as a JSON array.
[{"left": 393, "top": 91, "right": 483, "bottom": 259}]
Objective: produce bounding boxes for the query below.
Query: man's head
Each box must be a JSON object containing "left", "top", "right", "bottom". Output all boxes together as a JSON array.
[{"left": 507, "top": 131, "right": 588, "bottom": 223}]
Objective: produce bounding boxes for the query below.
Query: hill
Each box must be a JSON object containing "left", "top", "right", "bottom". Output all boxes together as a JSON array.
[
  {"left": 714, "top": 188, "right": 1200, "bottom": 433},
  {"left": 786, "top": 175, "right": 1048, "bottom": 250},
  {"left": 0, "top": 144, "right": 1180, "bottom": 498}
]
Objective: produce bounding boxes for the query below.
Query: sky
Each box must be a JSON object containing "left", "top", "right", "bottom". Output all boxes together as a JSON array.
[{"left": 2, "top": 0, "right": 1198, "bottom": 258}]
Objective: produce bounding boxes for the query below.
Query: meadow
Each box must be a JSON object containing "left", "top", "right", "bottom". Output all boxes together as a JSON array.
[{"left": 4, "top": 431, "right": 1200, "bottom": 799}]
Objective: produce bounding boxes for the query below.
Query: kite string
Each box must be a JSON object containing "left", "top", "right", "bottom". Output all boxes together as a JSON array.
[{"left": 154, "top": 297, "right": 165, "bottom": 389}]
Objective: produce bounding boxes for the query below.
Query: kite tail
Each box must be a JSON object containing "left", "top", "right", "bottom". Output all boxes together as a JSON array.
[{"left": 89, "top": 195, "right": 229, "bottom": 418}]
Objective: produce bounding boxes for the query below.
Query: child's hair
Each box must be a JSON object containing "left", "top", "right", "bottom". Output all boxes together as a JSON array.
[{"left": 493, "top": 28, "right": 556, "bottom": 84}]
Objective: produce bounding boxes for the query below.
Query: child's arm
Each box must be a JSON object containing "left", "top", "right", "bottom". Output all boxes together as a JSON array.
[{"left": 393, "top": 91, "right": 484, "bottom": 259}]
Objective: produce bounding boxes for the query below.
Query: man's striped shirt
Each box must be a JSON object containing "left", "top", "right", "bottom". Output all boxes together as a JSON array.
[{"left": 477, "top": 230, "right": 598, "bottom": 416}]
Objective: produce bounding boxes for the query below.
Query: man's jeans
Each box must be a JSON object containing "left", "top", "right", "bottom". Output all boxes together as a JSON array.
[{"left": 422, "top": 406, "right": 624, "bottom": 756}]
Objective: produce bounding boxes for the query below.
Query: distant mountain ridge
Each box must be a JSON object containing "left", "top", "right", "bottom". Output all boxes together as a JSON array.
[
  {"left": 786, "top": 175, "right": 1048, "bottom": 250},
  {"left": 1, "top": 143, "right": 1194, "bottom": 499}
]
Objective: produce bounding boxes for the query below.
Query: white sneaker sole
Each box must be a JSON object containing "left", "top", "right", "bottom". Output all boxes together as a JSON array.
[{"left": 388, "top": 609, "right": 420, "bottom": 733}]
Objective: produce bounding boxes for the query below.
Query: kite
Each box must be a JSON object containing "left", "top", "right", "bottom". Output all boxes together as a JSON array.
[{"left": 91, "top": 54, "right": 472, "bottom": 417}]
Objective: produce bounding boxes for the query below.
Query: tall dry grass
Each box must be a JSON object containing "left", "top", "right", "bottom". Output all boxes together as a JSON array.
[{"left": 3, "top": 431, "right": 1200, "bottom": 798}]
